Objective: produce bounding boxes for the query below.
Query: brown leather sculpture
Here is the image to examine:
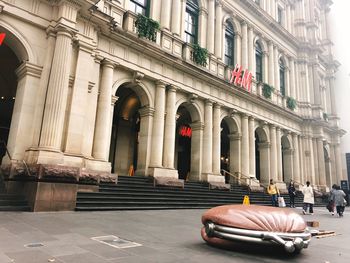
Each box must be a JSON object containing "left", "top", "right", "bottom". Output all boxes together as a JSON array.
[{"left": 201, "top": 204, "right": 311, "bottom": 253}]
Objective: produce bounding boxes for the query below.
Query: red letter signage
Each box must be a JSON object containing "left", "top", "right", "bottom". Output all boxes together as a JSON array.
[
  {"left": 230, "top": 64, "right": 253, "bottom": 92},
  {"left": 0, "top": 33, "right": 6, "bottom": 46}
]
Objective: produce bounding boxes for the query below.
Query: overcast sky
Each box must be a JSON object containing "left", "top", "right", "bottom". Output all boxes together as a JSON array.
[{"left": 330, "top": 0, "right": 350, "bottom": 154}]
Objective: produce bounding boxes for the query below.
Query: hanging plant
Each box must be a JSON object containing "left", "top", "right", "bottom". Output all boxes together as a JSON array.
[
  {"left": 286, "top": 97, "right": 297, "bottom": 111},
  {"left": 135, "top": 14, "right": 160, "bottom": 42},
  {"left": 262, "top": 83, "right": 274, "bottom": 99},
  {"left": 192, "top": 44, "right": 208, "bottom": 67}
]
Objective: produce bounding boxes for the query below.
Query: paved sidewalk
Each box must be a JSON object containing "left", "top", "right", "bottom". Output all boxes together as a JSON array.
[{"left": 0, "top": 207, "right": 349, "bottom": 263}]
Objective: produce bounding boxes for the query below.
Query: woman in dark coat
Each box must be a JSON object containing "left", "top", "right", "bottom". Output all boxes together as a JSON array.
[
  {"left": 331, "top": 185, "right": 347, "bottom": 217},
  {"left": 288, "top": 181, "right": 296, "bottom": 208}
]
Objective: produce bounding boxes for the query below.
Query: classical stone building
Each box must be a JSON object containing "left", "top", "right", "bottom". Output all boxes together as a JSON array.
[{"left": 0, "top": 0, "right": 346, "bottom": 209}]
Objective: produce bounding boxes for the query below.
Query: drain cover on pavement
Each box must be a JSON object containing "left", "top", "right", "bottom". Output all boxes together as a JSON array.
[
  {"left": 24, "top": 243, "right": 44, "bottom": 248},
  {"left": 91, "top": 235, "right": 142, "bottom": 249}
]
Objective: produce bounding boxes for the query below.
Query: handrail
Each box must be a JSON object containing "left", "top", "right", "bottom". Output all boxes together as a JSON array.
[
  {"left": 0, "top": 140, "right": 31, "bottom": 177},
  {"left": 221, "top": 169, "right": 267, "bottom": 189},
  {"left": 221, "top": 169, "right": 249, "bottom": 187}
]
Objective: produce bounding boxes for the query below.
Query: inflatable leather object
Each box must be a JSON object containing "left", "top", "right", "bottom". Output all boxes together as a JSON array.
[{"left": 201, "top": 204, "right": 311, "bottom": 253}]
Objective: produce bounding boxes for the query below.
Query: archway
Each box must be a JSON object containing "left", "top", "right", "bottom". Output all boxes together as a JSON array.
[
  {"left": 175, "top": 102, "right": 202, "bottom": 181},
  {"left": 255, "top": 127, "right": 269, "bottom": 184},
  {"left": 0, "top": 43, "right": 20, "bottom": 164},
  {"left": 281, "top": 135, "right": 293, "bottom": 183},
  {"left": 109, "top": 85, "right": 141, "bottom": 174}
]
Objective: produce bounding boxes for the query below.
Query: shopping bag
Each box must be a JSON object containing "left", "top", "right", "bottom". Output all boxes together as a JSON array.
[
  {"left": 326, "top": 201, "right": 334, "bottom": 212},
  {"left": 278, "top": 196, "right": 286, "bottom": 207}
]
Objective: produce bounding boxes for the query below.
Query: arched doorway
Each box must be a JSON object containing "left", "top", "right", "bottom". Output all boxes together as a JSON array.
[
  {"left": 109, "top": 86, "right": 141, "bottom": 174},
  {"left": 281, "top": 135, "right": 293, "bottom": 183},
  {"left": 255, "top": 127, "right": 269, "bottom": 184},
  {"left": 175, "top": 106, "right": 192, "bottom": 180},
  {"left": 0, "top": 43, "right": 20, "bottom": 164}
]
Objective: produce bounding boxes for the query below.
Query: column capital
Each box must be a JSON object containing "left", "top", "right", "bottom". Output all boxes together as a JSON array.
[
  {"left": 155, "top": 80, "right": 168, "bottom": 88},
  {"left": 111, "top": 95, "right": 118, "bottom": 106},
  {"left": 102, "top": 59, "right": 117, "bottom": 69},
  {"left": 213, "top": 102, "right": 222, "bottom": 109},
  {"left": 167, "top": 85, "right": 178, "bottom": 92},
  {"left": 269, "top": 124, "right": 276, "bottom": 129},
  {"left": 205, "top": 99, "right": 214, "bottom": 106},
  {"left": 191, "top": 121, "right": 204, "bottom": 131},
  {"left": 139, "top": 106, "right": 155, "bottom": 117},
  {"left": 216, "top": 0, "right": 223, "bottom": 7},
  {"left": 228, "top": 133, "right": 241, "bottom": 141},
  {"left": 259, "top": 142, "right": 271, "bottom": 149},
  {"left": 248, "top": 115, "right": 255, "bottom": 121},
  {"left": 240, "top": 112, "right": 249, "bottom": 119}
]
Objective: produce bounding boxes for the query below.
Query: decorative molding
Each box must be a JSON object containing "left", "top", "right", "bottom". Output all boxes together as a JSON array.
[{"left": 133, "top": 71, "right": 144, "bottom": 83}]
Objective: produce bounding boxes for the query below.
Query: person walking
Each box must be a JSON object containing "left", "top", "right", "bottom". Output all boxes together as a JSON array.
[
  {"left": 267, "top": 179, "right": 280, "bottom": 207},
  {"left": 302, "top": 181, "right": 314, "bottom": 215},
  {"left": 288, "top": 181, "right": 296, "bottom": 208},
  {"left": 328, "top": 184, "right": 337, "bottom": 216},
  {"left": 332, "top": 185, "right": 347, "bottom": 217}
]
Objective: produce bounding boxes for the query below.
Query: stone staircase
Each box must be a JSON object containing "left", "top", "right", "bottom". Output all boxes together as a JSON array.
[
  {"left": 76, "top": 175, "right": 323, "bottom": 211},
  {"left": 0, "top": 171, "right": 30, "bottom": 211}
]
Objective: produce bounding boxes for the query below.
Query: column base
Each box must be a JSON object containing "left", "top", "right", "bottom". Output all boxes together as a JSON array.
[
  {"left": 276, "top": 182, "right": 287, "bottom": 190},
  {"left": 315, "top": 185, "right": 329, "bottom": 192},
  {"left": 202, "top": 173, "right": 225, "bottom": 183},
  {"left": 148, "top": 167, "right": 179, "bottom": 179}
]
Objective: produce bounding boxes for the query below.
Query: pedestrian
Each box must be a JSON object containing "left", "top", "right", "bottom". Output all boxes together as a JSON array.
[
  {"left": 267, "top": 179, "right": 280, "bottom": 207},
  {"left": 332, "top": 185, "right": 347, "bottom": 217},
  {"left": 302, "top": 181, "right": 314, "bottom": 215},
  {"left": 327, "top": 184, "right": 337, "bottom": 216},
  {"left": 288, "top": 181, "right": 296, "bottom": 208}
]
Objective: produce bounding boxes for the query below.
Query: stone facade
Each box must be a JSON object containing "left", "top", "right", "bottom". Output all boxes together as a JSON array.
[{"left": 0, "top": 0, "right": 346, "bottom": 197}]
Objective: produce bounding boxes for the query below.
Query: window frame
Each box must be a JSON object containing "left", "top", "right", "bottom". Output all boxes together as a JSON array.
[
  {"left": 255, "top": 42, "right": 263, "bottom": 82},
  {"left": 277, "top": 6, "right": 283, "bottom": 25},
  {"left": 184, "top": 0, "right": 199, "bottom": 44},
  {"left": 224, "top": 22, "right": 235, "bottom": 66},
  {"left": 130, "top": 0, "right": 149, "bottom": 16},
  {"left": 279, "top": 59, "right": 286, "bottom": 96}
]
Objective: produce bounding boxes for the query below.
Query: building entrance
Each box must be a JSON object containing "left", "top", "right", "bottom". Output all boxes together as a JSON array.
[
  {"left": 0, "top": 43, "right": 20, "bottom": 164},
  {"left": 109, "top": 86, "right": 141, "bottom": 175}
]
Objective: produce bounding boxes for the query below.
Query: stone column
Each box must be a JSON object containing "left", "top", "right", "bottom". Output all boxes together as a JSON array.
[
  {"left": 241, "top": 114, "right": 249, "bottom": 177},
  {"left": 190, "top": 122, "right": 204, "bottom": 181},
  {"left": 263, "top": 52, "right": 268, "bottom": 82},
  {"left": 171, "top": 0, "right": 181, "bottom": 36},
  {"left": 317, "top": 138, "right": 327, "bottom": 186},
  {"left": 276, "top": 127, "right": 283, "bottom": 182},
  {"left": 137, "top": 107, "right": 154, "bottom": 176},
  {"left": 163, "top": 86, "right": 177, "bottom": 169},
  {"left": 268, "top": 41, "right": 274, "bottom": 87},
  {"left": 198, "top": 8, "right": 208, "bottom": 48},
  {"left": 92, "top": 60, "right": 115, "bottom": 161},
  {"left": 212, "top": 104, "right": 221, "bottom": 175},
  {"left": 150, "top": 81, "right": 166, "bottom": 168},
  {"left": 149, "top": 0, "right": 160, "bottom": 22},
  {"left": 283, "top": 149, "right": 293, "bottom": 183},
  {"left": 299, "top": 136, "right": 305, "bottom": 183},
  {"left": 287, "top": 4, "right": 292, "bottom": 32},
  {"left": 312, "top": 138, "right": 320, "bottom": 185},
  {"left": 202, "top": 100, "right": 213, "bottom": 174},
  {"left": 248, "top": 116, "right": 255, "bottom": 178},
  {"left": 271, "top": 0, "right": 276, "bottom": 19},
  {"left": 40, "top": 29, "right": 73, "bottom": 151},
  {"left": 308, "top": 137, "right": 316, "bottom": 185},
  {"left": 228, "top": 133, "right": 241, "bottom": 175},
  {"left": 328, "top": 76, "right": 337, "bottom": 115},
  {"left": 180, "top": 0, "right": 187, "bottom": 40},
  {"left": 270, "top": 125, "right": 277, "bottom": 181},
  {"left": 266, "top": 0, "right": 271, "bottom": 14},
  {"left": 160, "top": 0, "right": 171, "bottom": 30},
  {"left": 234, "top": 33, "right": 242, "bottom": 66},
  {"left": 286, "top": 64, "right": 290, "bottom": 97},
  {"left": 292, "top": 133, "right": 300, "bottom": 183},
  {"left": 289, "top": 58, "right": 295, "bottom": 97},
  {"left": 241, "top": 22, "right": 248, "bottom": 69},
  {"left": 207, "top": 0, "right": 215, "bottom": 54},
  {"left": 274, "top": 45, "right": 280, "bottom": 93},
  {"left": 65, "top": 42, "right": 94, "bottom": 155},
  {"left": 214, "top": 1, "right": 223, "bottom": 59},
  {"left": 248, "top": 26, "right": 254, "bottom": 73},
  {"left": 335, "top": 143, "right": 343, "bottom": 182}
]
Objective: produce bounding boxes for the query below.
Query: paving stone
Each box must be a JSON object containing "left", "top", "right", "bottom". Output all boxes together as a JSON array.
[{"left": 5, "top": 250, "right": 63, "bottom": 263}]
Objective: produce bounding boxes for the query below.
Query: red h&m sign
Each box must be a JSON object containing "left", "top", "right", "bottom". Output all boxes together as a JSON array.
[
  {"left": 179, "top": 126, "right": 192, "bottom": 138},
  {"left": 0, "top": 33, "right": 6, "bottom": 46},
  {"left": 230, "top": 64, "right": 253, "bottom": 92}
]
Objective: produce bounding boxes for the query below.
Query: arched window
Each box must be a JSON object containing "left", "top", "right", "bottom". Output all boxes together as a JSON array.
[
  {"left": 185, "top": 0, "right": 199, "bottom": 44},
  {"left": 224, "top": 22, "right": 235, "bottom": 66},
  {"left": 279, "top": 58, "right": 286, "bottom": 96},
  {"left": 130, "top": 0, "right": 149, "bottom": 16},
  {"left": 255, "top": 42, "right": 263, "bottom": 82}
]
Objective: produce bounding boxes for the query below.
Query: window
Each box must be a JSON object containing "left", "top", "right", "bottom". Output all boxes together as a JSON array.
[
  {"left": 185, "top": 0, "right": 199, "bottom": 44},
  {"left": 254, "top": 0, "right": 261, "bottom": 6},
  {"left": 130, "top": 0, "right": 149, "bottom": 16},
  {"left": 255, "top": 42, "right": 263, "bottom": 82},
  {"left": 277, "top": 7, "right": 283, "bottom": 25},
  {"left": 279, "top": 58, "right": 285, "bottom": 96},
  {"left": 224, "top": 22, "right": 235, "bottom": 66}
]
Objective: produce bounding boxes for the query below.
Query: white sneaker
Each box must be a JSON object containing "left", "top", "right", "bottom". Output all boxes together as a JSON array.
[{"left": 302, "top": 210, "right": 306, "bottom": 215}]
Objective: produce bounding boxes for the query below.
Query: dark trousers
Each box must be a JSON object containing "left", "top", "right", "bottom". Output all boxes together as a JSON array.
[
  {"left": 336, "top": 206, "right": 345, "bottom": 216},
  {"left": 289, "top": 195, "right": 295, "bottom": 207},
  {"left": 303, "top": 203, "right": 314, "bottom": 213},
  {"left": 271, "top": 194, "right": 278, "bottom": 207}
]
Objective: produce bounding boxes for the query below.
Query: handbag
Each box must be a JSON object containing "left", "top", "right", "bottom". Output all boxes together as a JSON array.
[
  {"left": 278, "top": 196, "right": 286, "bottom": 208},
  {"left": 326, "top": 201, "right": 334, "bottom": 212}
]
